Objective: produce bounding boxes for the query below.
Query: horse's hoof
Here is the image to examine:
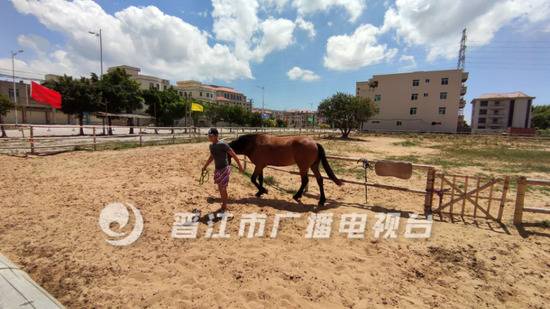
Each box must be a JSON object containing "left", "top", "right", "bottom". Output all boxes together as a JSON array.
[
  {"left": 318, "top": 200, "right": 326, "bottom": 207},
  {"left": 255, "top": 191, "right": 263, "bottom": 197},
  {"left": 293, "top": 197, "right": 302, "bottom": 204}
]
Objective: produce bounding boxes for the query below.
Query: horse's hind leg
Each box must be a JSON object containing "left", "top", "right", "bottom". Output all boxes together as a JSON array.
[
  {"left": 311, "top": 162, "right": 326, "bottom": 206},
  {"left": 293, "top": 167, "right": 309, "bottom": 202}
]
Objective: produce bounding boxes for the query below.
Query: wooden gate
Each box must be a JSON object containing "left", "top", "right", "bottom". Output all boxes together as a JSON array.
[{"left": 432, "top": 173, "right": 510, "bottom": 223}]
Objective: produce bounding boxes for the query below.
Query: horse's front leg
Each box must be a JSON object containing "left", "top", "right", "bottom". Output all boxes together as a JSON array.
[
  {"left": 258, "top": 171, "right": 268, "bottom": 195},
  {"left": 251, "top": 166, "right": 268, "bottom": 197}
]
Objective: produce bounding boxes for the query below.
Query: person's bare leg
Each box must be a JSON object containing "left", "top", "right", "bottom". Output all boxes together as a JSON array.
[{"left": 218, "top": 184, "right": 228, "bottom": 211}]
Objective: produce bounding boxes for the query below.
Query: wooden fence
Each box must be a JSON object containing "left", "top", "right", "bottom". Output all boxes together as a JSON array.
[
  {"left": 513, "top": 177, "right": 550, "bottom": 225},
  {"left": 431, "top": 173, "right": 510, "bottom": 223},
  {"left": 0, "top": 124, "right": 337, "bottom": 155}
]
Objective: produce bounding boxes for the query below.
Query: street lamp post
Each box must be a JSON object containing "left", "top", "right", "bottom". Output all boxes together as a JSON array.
[
  {"left": 88, "top": 29, "right": 103, "bottom": 77},
  {"left": 11, "top": 50, "right": 24, "bottom": 125},
  {"left": 256, "top": 85, "right": 265, "bottom": 128},
  {"left": 89, "top": 29, "right": 105, "bottom": 133}
]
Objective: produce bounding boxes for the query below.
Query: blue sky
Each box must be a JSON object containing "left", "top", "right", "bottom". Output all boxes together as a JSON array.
[{"left": 1, "top": 0, "right": 550, "bottom": 121}]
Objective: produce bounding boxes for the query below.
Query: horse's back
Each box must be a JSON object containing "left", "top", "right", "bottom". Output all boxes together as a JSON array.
[{"left": 252, "top": 135, "right": 318, "bottom": 167}]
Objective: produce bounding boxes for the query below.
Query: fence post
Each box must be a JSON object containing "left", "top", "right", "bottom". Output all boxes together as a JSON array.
[
  {"left": 424, "top": 168, "right": 435, "bottom": 216},
  {"left": 497, "top": 176, "right": 510, "bottom": 222},
  {"left": 29, "top": 126, "right": 35, "bottom": 154},
  {"left": 243, "top": 155, "right": 247, "bottom": 172},
  {"left": 513, "top": 176, "right": 527, "bottom": 225},
  {"left": 139, "top": 128, "right": 143, "bottom": 147},
  {"left": 92, "top": 127, "right": 97, "bottom": 151}
]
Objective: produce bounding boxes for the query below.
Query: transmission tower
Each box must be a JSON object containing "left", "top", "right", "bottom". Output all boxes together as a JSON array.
[{"left": 457, "top": 28, "right": 467, "bottom": 70}]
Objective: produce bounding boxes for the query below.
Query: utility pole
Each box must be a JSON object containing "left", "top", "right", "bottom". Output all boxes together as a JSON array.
[
  {"left": 457, "top": 28, "right": 467, "bottom": 71},
  {"left": 256, "top": 85, "right": 265, "bottom": 127},
  {"left": 11, "top": 50, "right": 24, "bottom": 125}
]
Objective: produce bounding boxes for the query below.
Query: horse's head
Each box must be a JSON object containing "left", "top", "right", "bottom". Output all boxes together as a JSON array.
[{"left": 228, "top": 134, "right": 256, "bottom": 156}]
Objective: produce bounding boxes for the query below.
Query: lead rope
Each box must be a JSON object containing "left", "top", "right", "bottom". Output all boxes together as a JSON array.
[{"left": 198, "top": 169, "right": 210, "bottom": 186}]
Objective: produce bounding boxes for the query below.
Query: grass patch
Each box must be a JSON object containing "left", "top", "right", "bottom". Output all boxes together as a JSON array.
[
  {"left": 392, "top": 139, "right": 422, "bottom": 147},
  {"left": 385, "top": 155, "right": 421, "bottom": 163}
]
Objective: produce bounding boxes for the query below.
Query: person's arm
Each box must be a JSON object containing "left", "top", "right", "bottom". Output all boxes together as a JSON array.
[
  {"left": 203, "top": 154, "right": 213, "bottom": 171},
  {"left": 228, "top": 149, "right": 244, "bottom": 173}
]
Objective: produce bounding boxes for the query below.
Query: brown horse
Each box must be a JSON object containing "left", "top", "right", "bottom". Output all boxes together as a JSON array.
[{"left": 228, "top": 134, "right": 343, "bottom": 206}]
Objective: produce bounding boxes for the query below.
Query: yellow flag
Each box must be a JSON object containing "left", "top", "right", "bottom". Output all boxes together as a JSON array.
[{"left": 191, "top": 102, "right": 203, "bottom": 112}]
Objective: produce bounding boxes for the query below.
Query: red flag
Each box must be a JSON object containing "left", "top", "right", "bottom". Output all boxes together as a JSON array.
[{"left": 31, "top": 81, "right": 62, "bottom": 109}]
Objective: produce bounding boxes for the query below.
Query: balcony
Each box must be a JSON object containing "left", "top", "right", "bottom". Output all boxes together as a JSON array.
[
  {"left": 461, "top": 71, "right": 469, "bottom": 82},
  {"left": 459, "top": 98, "right": 466, "bottom": 108},
  {"left": 460, "top": 86, "right": 467, "bottom": 96}
]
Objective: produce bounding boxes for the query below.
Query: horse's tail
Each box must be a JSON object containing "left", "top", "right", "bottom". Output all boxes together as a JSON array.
[{"left": 317, "top": 143, "right": 343, "bottom": 186}]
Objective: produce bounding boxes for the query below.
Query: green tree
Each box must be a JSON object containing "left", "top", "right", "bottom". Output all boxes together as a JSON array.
[
  {"left": 532, "top": 105, "right": 550, "bottom": 129},
  {"left": 143, "top": 88, "right": 187, "bottom": 126},
  {"left": 318, "top": 92, "right": 378, "bottom": 138},
  {"left": 276, "top": 118, "right": 287, "bottom": 128},
  {"left": 99, "top": 68, "right": 143, "bottom": 134},
  {"left": 0, "top": 93, "right": 13, "bottom": 138},
  {"left": 43, "top": 74, "right": 101, "bottom": 135}
]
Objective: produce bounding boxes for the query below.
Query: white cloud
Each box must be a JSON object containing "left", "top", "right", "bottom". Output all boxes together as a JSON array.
[
  {"left": 287, "top": 66, "right": 320, "bottom": 81},
  {"left": 17, "top": 34, "right": 51, "bottom": 55},
  {"left": 295, "top": 16, "right": 316, "bottom": 39},
  {"left": 382, "top": 0, "right": 550, "bottom": 61},
  {"left": 212, "top": 0, "right": 296, "bottom": 63},
  {"left": 399, "top": 54, "right": 416, "bottom": 70},
  {"left": 324, "top": 24, "right": 397, "bottom": 71},
  {"left": 9, "top": 0, "right": 252, "bottom": 82}
]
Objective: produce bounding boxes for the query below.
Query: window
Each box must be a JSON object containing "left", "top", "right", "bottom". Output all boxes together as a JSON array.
[
  {"left": 492, "top": 118, "right": 499, "bottom": 124},
  {"left": 431, "top": 122, "right": 442, "bottom": 125},
  {"left": 425, "top": 79, "right": 430, "bottom": 83},
  {"left": 494, "top": 101, "right": 500, "bottom": 106},
  {"left": 412, "top": 79, "right": 419, "bottom": 86},
  {"left": 441, "top": 77, "right": 449, "bottom": 85},
  {"left": 480, "top": 100, "right": 488, "bottom": 107},
  {"left": 411, "top": 93, "right": 418, "bottom": 100},
  {"left": 479, "top": 109, "right": 487, "bottom": 115},
  {"left": 396, "top": 121, "right": 402, "bottom": 126},
  {"left": 494, "top": 110, "right": 499, "bottom": 115},
  {"left": 410, "top": 107, "right": 417, "bottom": 115},
  {"left": 478, "top": 118, "right": 486, "bottom": 123},
  {"left": 478, "top": 125, "right": 486, "bottom": 129},
  {"left": 371, "top": 120, "right": 380, "bottom": 124},
  {"left": 423, "top": 93, "right": 428, "bottom": 97},
  {"left": 200, "top": 91, "right": 203, "bottom": 96},
  {"left": 374, "top": 94, "right": 381, "bottom": 102},
  {"left": 438, "top": 107, "right": 446, "bottom": 115},
  {"left": 440, "top": 92, "right": 448, "bottom": 100}
]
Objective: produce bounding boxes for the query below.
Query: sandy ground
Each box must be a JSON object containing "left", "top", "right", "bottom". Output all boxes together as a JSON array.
[{"left": 1, "top": 137, "right": 549, "bottom": 308}]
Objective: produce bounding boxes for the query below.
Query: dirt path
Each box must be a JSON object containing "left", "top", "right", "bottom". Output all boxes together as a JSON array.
[{"left": 0, "top": 141, "right": 549, "bottom": 308}]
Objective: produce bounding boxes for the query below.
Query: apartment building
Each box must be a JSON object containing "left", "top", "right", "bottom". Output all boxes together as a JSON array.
[
  {"left": 108, "top": 65, "right": 170, "bottom": 91},
  {"left": 357, "top": 69, "right": 468, "bottom": 133},
  {"left": 176, "top": 80, "right": 251, "bottom": 111},
  {"left": 284, "top": 109, "right": 319, "bottom": 128},
  {"left": 470, "top": 92, "right": 534, "bottom": 133}
]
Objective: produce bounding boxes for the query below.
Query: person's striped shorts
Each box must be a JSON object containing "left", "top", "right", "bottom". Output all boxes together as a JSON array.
[{"left": 214, "top": 165, "right": 231, "bottom": 188}]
